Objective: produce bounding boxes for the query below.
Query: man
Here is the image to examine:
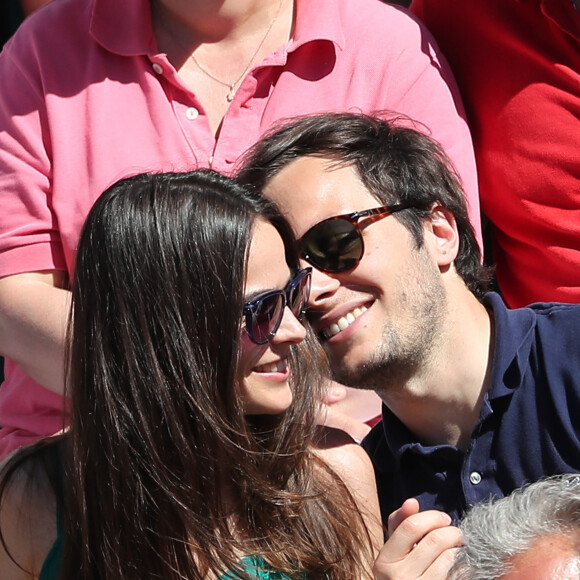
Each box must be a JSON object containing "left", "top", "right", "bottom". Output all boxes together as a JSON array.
[
  {"left": 238, "top": 111, "right": 580, "bottom": 525},
  {"left": 449, "top": 474, "right": 580, "bottom": 580}
]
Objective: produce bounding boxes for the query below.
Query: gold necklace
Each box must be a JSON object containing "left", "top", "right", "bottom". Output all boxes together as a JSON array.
[{"left": 190, "top": 0, "right": 282, "bottom": 102}]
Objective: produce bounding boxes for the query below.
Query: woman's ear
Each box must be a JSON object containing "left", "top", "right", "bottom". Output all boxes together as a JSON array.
[{"left": 423, "top": 203, "right": 460, "bottom": 269}]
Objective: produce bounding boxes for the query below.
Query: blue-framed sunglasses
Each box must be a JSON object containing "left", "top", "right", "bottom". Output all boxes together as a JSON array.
[{"left": 243, "top": 268, "right": 312, "bottom": 345}]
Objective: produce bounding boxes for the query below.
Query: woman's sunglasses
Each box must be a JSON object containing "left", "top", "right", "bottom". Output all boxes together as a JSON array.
[
  {"left": 299, "top": 204, "right": 409, "bottom": 273},
  {"left": 243, "top": 268, "right": 312, "bottom": 345}
]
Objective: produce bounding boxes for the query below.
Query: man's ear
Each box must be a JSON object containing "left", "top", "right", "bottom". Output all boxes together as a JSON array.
[{"left": 423, "top": 203, "right": 459, "bottom": 269}]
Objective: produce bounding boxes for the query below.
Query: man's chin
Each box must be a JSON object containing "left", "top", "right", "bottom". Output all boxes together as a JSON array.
[
  {"left": 331, "top": 355, "right": 416, "bottom": 392},
  {"left": 330, "top": 363, "right": 382, "bottom": 391}
]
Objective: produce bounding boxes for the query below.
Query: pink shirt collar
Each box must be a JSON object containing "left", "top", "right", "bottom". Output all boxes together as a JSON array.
[{"left": 90, "top": 0, "right": 344, "bottom": 58}]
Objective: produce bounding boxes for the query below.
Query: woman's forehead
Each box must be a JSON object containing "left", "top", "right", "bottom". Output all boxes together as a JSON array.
[{"left": 245, "top": 220, "right": 292, "bottom": 296}]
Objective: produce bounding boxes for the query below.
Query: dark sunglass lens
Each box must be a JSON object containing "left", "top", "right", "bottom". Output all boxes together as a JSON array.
[
  {"left": 251, "top": 293, "right": 284, "bottom": 343},
  {"left": 302, "top": 218, "right": 362, "bottom": 272}
]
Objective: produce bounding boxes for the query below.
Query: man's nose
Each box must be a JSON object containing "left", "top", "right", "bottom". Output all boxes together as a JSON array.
[{"left": 301, "top": 259, "right": 341, "bottom": 309}]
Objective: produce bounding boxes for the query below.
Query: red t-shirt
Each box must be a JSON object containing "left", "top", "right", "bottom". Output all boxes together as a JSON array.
[{"left": 412, "top": 0, "right": 580, "bottom": 308}]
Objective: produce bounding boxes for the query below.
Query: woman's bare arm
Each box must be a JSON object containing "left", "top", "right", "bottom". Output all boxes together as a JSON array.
[{"left": 315, "top": 428, "right": 384, "bottom": 558}]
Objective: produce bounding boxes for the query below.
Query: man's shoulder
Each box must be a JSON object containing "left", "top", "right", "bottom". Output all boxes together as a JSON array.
[
  {"left": 489, "top": 292, "right": 580, "bottom": 317},
  {"left": 488, "top": 292, "right": 580, "bottom": 338},
  {"left": 3, "top": 0, "right": 89, "bottom": 48},
  {"left": 330, "top": 0, "right": 431, "bottom": 44},
  {"left": 511, "top": 298, "right": 580, "bottom": 346},
  {"left": 0, "top": 0, "right": 93, "bottom": 81},
  {"left": 526, "top": 300, "right": 580, "bottom": 319},
  {"left": 487, "top": 293, "right": 580, "bottom": 394}
]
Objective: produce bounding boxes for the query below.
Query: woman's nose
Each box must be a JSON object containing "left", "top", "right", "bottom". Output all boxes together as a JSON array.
[{"left": 271, "top": 305, "right": 307, "bottom": 344}]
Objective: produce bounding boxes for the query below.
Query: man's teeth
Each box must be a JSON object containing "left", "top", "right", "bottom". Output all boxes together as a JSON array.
[
  {"left": 323, "top": 306, "right": 368, "bottom": 339},
  {"left": 257, "top": 359, "right": 287, "bottom": 373}
]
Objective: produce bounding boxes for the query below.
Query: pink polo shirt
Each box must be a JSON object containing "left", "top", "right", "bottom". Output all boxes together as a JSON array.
[{"left": 0, "top": 0, "right": 481, "bottom": 458}]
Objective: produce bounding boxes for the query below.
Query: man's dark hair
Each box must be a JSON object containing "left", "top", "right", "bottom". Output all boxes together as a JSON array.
[{"left": 239, "top": 112, "right": 491, "bottom": 299}]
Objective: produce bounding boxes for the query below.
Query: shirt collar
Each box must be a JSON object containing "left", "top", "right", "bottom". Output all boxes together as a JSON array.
[
  {"left": 368, "top": 404, "right": 462, "bottom": 472},
  {"left": 90, "top": 0, "right": 343, "bottom": 58},
  {"left": 91, "top": 0, "right": 156, "bottom": 56},
  {"left": 484, "top": 292, "right": 537, "bottom": 400},
  {"left": 290, "top": 0, "right": 345, "bottom": 52}
]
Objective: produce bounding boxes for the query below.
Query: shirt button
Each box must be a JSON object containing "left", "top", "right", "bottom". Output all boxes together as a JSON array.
[
  {"left": 185, "top": 107, "right": 199, "bottom": 120},
  {"left": 469, "top": 471, "right": 482, "bottom": 485},
  {"left": 152, "top": 63, "right": 164, "bottom": 75}
]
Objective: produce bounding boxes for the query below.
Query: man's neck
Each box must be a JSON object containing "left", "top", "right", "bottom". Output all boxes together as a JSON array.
[
  {"left": 151, "top": 0, "right": 288, "bottom": 44},
  {"left": 379, "top": 290, "right": 493, "bottom": 450}
]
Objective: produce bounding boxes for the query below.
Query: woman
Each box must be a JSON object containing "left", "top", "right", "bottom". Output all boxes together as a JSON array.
[{"left": 0, "top": 170, "right": 382, "bottom": 579}]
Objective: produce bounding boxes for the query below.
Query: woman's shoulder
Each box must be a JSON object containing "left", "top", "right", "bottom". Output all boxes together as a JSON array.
[
  {"left": 0, "top": 444, "right": 59, "bottom": 580},
  {"left": 313, "top": 425, "right": 375, "bottom": 475},
  {"left": 313, "top": 426, "right": 384, "bottom": 552}
]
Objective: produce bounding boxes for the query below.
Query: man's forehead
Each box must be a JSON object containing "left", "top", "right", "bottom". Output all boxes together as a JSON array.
[
  {"left": 267, "top": 154, "right": 350, "bottom": 185},
  {"left": 501, "top": 534, "right": 580, "bottom": 580},
  {"left": 262, "top": 155, "right": 380, "bottom": 233}
]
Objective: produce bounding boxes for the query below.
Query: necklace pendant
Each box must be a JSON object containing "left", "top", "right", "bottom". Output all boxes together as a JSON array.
[{"left": 226, "top": 84, "right": 236, "bottom": 102}]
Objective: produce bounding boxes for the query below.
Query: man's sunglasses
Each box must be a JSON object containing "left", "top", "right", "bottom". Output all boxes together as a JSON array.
[
  {"left": 243, "top": 268, "right": 312, "bottom": 345},
  {"left": 299, "top": 204, "right": 409, "bottom": 273}
]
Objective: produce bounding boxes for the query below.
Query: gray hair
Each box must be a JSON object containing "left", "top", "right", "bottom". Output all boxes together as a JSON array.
[{"left": 449, "top": 474, "right": 580, "bottom": 580}]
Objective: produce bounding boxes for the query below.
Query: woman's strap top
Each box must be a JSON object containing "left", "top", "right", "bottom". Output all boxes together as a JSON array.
[
  {"left": 39, "top": 443, "right": 64, "bottom": 580},
  {"left": 221, "top": 556, "right": 301, "bottom": 579}
]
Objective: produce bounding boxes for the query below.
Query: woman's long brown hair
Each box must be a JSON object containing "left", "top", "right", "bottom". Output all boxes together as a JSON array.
[{"left": 1, "top": 170, "right": 375, "bottom": 579}]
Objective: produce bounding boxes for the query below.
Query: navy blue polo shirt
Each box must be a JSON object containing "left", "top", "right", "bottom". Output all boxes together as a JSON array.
[{"left": 362, "top": 292, "right": 580, "bottom": 524}]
